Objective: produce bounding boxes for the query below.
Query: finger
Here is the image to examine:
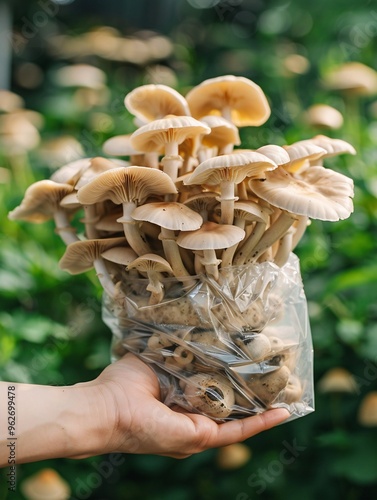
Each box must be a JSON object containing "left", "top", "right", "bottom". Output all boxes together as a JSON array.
[{"left": 187, "top": 408, "right": 290, "bottom": 451}]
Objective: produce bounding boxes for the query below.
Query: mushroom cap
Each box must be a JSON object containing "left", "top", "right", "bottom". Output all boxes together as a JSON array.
[
  {"left": 132, "top": 201, "right": 203, "bottom": 231},
  {"left": 53, "top": 64, "right": 107, "bottom": 89},
  {"left": 102, "top": 134, "right": 161, "bottom": 156},
  {"left": 95, "top": 210, "right": 124, "bottom": 232},
  {"left": 256, "top": 145, "right": 291, "bottom": 166},
  {"left": 218, "top": 200, "right": 271, "bottom": 224},
  {"left": 127, "top": 253, "right": 174, "bottom": 274},
  {"left": 77, "top": 166, "right": 177, "bottom": 205},
  {"left": 305, "top": 104, "right": 344, "bottom": 129},
  {"left": 124, "top": 84, "right": 190, "bottom": 122},
  {"left": 200, "top": 115, "right": 241, "bottom": 148},
  {"left": 184, "top": 192, "right": 219, "bottom": 214},
  {"left": 184, "top": 152, "right": 277, "bottom": 186},
  {"left": 177, "top": 221, "right": 245, "bottom": 250},
  {"left": 323, "top": 62, "right": 377, "bottom": 95},
  {"left": 0, "top": 89, "right": 24, "bottom": 113},
  {"left": 8, "top": 180, "right": 75, "bottom": 222},
  {"left": 283, "top": 141, "right": 326, "bottom": 164},
  {"left": 186, "top": 75, "right": 271, "bottom": 127},
  {"left": 75, "top": 157, "right": 120, "bottom": 189},
  {"left": 216, "top": 443, "right": 252, "bottom": 470},
  {"left": 60, "top": 192, "right": 81, "bottom": 209},
  {"left": 317, "top": 367, "right": 358, "bottom": 394},
  {"left": 39, "top": 136, "right": 84, "bottom": 167},
  {"left": 59, "top": 237, "right": 127, "bottom": 274},
  {"left": 101, "top": 246, "right": 138, "bottom": 266},
  {"left": 0, "top": 114, "right": 40, "bottom": 153},
  {"left": 358, "top": 392, "right": 377, "bottom": 426},
  {"left": 309, "top": 135, "right": 356, "bottom": 158},
  {"left": 130, "top": 115, "right": 210, "bottom": 152},
  {"left": 21, "top": 468, "right": 71, "bottom": 500},
  {"left": 50, "top": 158, "right": 92, "bottom": 185},
  {"left": 250, "top": 165, "right": 354, "bottom": 221}
]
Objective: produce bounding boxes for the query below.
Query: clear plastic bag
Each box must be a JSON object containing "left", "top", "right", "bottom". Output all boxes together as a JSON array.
[{"left": 103, "top": 253, "right": 314, "bottom": 422}]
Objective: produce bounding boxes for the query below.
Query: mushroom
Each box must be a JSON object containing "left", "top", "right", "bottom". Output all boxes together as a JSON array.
[
  {"left": 131, "top": 201, "right": 202, "bottom": 285},
  {"left": 182, "top": 373, "right": 235, "bottom": 418},
  {"left": 38, "top": 136, "right": 85, "bottom": 168},
  {"left": 279, "top": 374, "right": 303, "bottom": 404},
  {"left": 317, "top": 367, "right": 358, "bottom": 394},
  {"left": 183, "top": 192, "right": 219, "bottom": 222},
  {"left": 0, "top": 89, "right": 24, "bottom": 113},
  {"left": 102, "top": 134, "right": 160, "bottom": 168},
  {"left": 8, "top": 180, "right": 78, "bottom": 245},
  {"left": 21, "top": 468, "right": 71, "bottom": 500},
  {"left": 234, "top": 333, "right": 271, "bottom": 361},
  {"left": 247, "top": 366, "right": 290, "bottom": 406},
  {"left": 216, "top": 443, "right": 252, "bottom": 470},
  {"left": 199, "top": 115, "right": 241, "bottom": 155},
  {"left": 304, "top": 104, "right": 344, "bottom": 130},
  {"left": 186, "top": 75, "right": 271, "bottom": 126},
  {"left": 177, "top": 221, "right": 245, "bottom": 280},
  {"left": 358, "top": 392, "right": 377, "bottom": 427},
  {"left": 59, "top": 237, "right": 127, "bottom": 297},
  {"left": 308, "top": 135, "right": 356, "bottom": 162},
  {"left": 124, "top": 83, "right": 191, "bottom": 123},
  {"left": 184, "top": 151, "right": 277, "bottom": 225},
  {"left": 127, "top": 253, "right": 174, "bottom": 304},
  {"left": 323, "top": 62, "right": 377, "bottom": 96},
  {"left": 53, "top": 63, "right": 107, "bottom": 90},
  {"left": 50, "top": 158, "right": 92, "bottom": 185},
  {"left": 282, "top": 141, "right": 326, "bottom": 174},
  {"left": 130, "top": 115, "right": 210, "bottom": 182},
  {"left": 77, "top": 166, "right": 178, "bottom": 256}
]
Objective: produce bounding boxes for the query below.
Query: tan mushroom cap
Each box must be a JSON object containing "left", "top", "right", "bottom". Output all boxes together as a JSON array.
[
  {"left": 283, "top": 141, "right": 326, "bottom": 164},
  {"left": 103, "top": 134, "right": 152, "bottom": 156},
  {"left": 127, "top": 253, "right": 174, "bottom": 274},
  {"left": 77, "top": 166, "right": 177, "bottom": 205},
  {"left": 130, "top": 115, "right": 210, "bottom": 153},
  {"left": 124, "top": 84, "right": 190, "bottom": 122},
  {"left": 60, "top": 192, "right": 81, "bottom": 209},
  {"left": 358, "top": 392, "right": 377, "bottom": 426},
  {"left": 8, "top": 180, "right": 75, "bottom": 222},
  {"left": 21, "top": 468, "right": 71, "bottom": 500},
  {"left": 216, "top": 443, "right": 252, "bottom": 470},
  {"left": 75, "top": 157, "right": 120, "bottom": 189},
  {"left": 220, "top": 200, "right": 271, "bottom": 224},
  {"left": 177, "top": 221, "right": 245, "bottom": 250},
  {"left": 250, "top": 165, "right": 354, "bottom": 221},
  {"left": 323, "top": 62, "right": 377, "bottom": 95},
  {"left": 101, "top": 246, "right": 138, "bottom": 266},
  {"left": 0, "top": 89, "right": 24, "bottom": 113},
  {"left": 95, "top": 210, "right": 123, "bottom": 232},
  {"left": 53, "top": 64, "right": 107, "bottom": 89},
  {"left": 186, "top": 75, "right": 271, "bottom": 127},
  {"left": 317, "top": 367, "right": 358, "bottom": 394},
  {"left": 305, "top": 104, "right": 344, "bottom": 129},
  {"left": 50, "top": 158, "right": 92, "bottom": 185},
  {"left": 132, "top": 201, "right": 203, "bottom": 231},
  {"left": 309, "top": 135, "right": 356, "bottom": 158},
  {"left": 0, "top": 114, "right": 40, "bottom": 153},
  {"left": 184, "top": 152, "right": 277, "bottom": 186},
  {"left": 59, "top": 237, "right": 127, "bottom": 274},
  {"left": 40, "top": 136, "right": 85, "bottom": 167},
  {"left": 256, "top": 145, "right": 291, "bottom": 166},
  {"left": 200, "top": 115, "right": 241, "bottom": 148}
]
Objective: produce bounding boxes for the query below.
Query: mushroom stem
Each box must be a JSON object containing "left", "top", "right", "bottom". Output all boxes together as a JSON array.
[
  {"left": 220, "top": 242, "right": 239, "bottom": 269},
  {"left": 93, "top": 257, "right": 117, "bottom": 297},
  {"left": 273, "top": 229, "right": 294, "bottom": 267},
  {"left": 244, "top": 211, "right": 297, "bottom": 264},
  {"left": 219, "top": 142, "right": 234, "bottom": 155},
  {"left": 144, "top": 152, "right": 160, "bottom": 169},
  {"left": 221, "top": 105, "right": 232, "bottom": 123},
  {"left": 146, "top": 270, "right": 165, "bottom": 305},
  {"left": 291, "top": 215, "right": 309, "bottom": 251},
  {"left": 237, "top": 180, "right": 248, "bottom": 200},
  {"left": 233, "top": 221, "right": 267, "bottom": 266},
  {"left": 159, "top": 228, "right": 196, "bottom": 287},
  {"left": 219, "top": 181, "right": 238, "bottom": 225},
  {"left": 82, "top": 204, "right": 99, "bottom": 239},
  {"left": 53, "top": 209, "right": 79, "bottom": 245},
  {"left": 161, "top": 155, "right": 183, "bottom": 182},
  {"left": 200, "top": 249, "right": 221, "bottom": 281},
  {"left": 118, "top": 202, "right": 151, "bottom": 256},
  {"left": 194, "top": 252, "right": 205, "bottom": 275}
]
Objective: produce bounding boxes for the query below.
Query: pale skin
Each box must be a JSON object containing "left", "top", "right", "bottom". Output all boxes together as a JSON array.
[{"left": 0, "top": 353, "right": 289, "bottom": 466}]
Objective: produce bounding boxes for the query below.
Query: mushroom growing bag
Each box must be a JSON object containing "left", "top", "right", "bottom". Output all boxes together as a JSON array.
[{"left": 104, "top": 253, "right": 314, "bottom": 422}]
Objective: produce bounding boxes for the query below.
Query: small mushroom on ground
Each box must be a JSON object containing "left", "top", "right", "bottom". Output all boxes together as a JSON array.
[
  {"left": 21, "top": 468, "right": 71, "bottom": 500},
  {"left": 127, "top": 253, "right": 174, "bottom": 305},
  {"left": 317, "top": 367, "right": 358, "bottom": 394},
  {"left": 304, "top": 104, "right": 344, "bottom": 130},
  {"left": 182, "top": 373, "right": 235, "bottom": 418}
]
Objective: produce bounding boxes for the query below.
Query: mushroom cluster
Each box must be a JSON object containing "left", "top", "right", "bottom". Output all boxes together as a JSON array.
[{"left": 9, "top": 75, "right": 355, "bottom": 420}]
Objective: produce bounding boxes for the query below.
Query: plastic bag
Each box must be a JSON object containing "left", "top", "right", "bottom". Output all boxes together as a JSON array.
[{"left": 103, "top": 253, "right": 314, "bottom": 422}]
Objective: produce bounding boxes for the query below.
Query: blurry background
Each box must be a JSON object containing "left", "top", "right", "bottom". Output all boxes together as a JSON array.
[{"left": 1, "top": 0, "right": 377, "bottom": 499}]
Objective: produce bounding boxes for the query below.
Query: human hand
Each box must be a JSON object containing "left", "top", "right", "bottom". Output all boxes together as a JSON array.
[{"left": 87, "top": 353, "right": 290, "bottom": 459}]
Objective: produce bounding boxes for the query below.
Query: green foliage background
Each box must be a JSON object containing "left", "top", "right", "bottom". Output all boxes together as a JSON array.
[{"left": 1, "top": 0, "right": 377, "bottom": 498}]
